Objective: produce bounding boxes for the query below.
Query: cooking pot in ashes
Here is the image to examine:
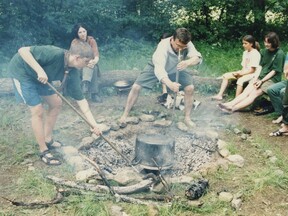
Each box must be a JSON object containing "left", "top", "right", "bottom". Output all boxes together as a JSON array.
[{"left": 134, "top": 134, "right": 175, "bottom": 170}]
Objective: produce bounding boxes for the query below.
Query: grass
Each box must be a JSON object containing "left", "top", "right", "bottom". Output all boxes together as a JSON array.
[{"left": 1, "top": 40, "right": 288, "bottom": 215}]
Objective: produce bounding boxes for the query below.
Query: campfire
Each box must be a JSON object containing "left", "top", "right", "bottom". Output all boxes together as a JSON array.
[{"left": 85, "top": 125, "right": 217, "bottom": 177}]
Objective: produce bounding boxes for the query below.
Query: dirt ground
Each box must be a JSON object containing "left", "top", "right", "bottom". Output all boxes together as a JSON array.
[{"left": 0, "top": 89, "right": 287, "bottom": 215}]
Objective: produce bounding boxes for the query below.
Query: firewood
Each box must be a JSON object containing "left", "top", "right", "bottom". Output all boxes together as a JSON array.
[{"left": 46, "top": 175, "right": 154, "bottom": 195}]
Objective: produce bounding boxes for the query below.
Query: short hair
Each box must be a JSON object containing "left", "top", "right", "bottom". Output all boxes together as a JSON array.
[
  {"left": 69, "top": 39, "right": 94, "bottom": 59},
  {"left": 173, "top": 28, "right": 191, "bottom": 44},
  {"left": 265, "top": 32, "right": 280, "bottom": 49}
]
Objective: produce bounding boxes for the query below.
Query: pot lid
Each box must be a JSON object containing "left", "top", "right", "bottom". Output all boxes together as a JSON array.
[{"left": 113, "top": 80, "right": 131, "bottom": 88}]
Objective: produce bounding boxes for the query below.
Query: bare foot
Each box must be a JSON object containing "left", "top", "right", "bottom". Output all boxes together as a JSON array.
[
  {"left": 118, "top": 116, "right": 127, "bottom": 128},
  {"left": 211, "top": 95, "right": 223, "bottom": 101},
  {"left": 218, "top": 103, "right": 233, "bottom": 114},
  {"left": 184, "top": 119, "right": 196, "bottom": 128},
  {"left": 272, "top": 116, "right": 283, "bottom": 124}
]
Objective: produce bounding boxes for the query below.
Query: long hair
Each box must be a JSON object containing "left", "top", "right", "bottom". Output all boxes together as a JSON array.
[
  {"left": 242, "top": 35, "right": 260, "bottom": 51},
  {"left": 71, "top": 23, "right": 90, "bottom": 40}
]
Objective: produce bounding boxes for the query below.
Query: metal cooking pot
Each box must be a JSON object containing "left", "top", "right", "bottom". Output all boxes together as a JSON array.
[
  {"left": 134, "top": 134, "right": 175, "bottom": 170},
  {"left": 113, "top": 80, "right": 131, "bottom": 88}
]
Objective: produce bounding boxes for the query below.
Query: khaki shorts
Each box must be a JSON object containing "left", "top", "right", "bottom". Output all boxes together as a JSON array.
[
  {"left": 260, "top": 80, "right": 275, "bottom": 93},
  {"left": 135, "top": 63, "right": 193, "bottom": 90}
]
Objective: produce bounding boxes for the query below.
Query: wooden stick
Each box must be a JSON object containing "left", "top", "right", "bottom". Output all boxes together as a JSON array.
[{"left": 46, "top": 82, "right": 140, "bottom": 174}]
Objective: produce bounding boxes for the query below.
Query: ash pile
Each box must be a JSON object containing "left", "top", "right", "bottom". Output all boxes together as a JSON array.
[{"left": 84, "top": 132, "right": 217, "bottom": 177}]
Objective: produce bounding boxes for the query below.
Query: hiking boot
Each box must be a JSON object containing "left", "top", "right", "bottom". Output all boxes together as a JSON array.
[
  {"left": 91, "top": 94, "right": 103, "bottom": 103},
  {"left": 82, "top": 81, "right": 90, "bottom": 94}
]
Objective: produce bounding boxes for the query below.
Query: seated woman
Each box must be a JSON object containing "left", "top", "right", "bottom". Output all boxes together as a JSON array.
[
  {"left": 212, "top": 35, "right": 261, "bottom": 101},
  {"left": 218, "top": 32, "right": 285, "bottom": 113},
  {"left": 71, "top": 23, "right": 102, "bottom": 103}
]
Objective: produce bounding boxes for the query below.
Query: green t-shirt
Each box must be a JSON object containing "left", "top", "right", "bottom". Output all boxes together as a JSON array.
[
  {"left": 258, "top": 48, "right": 286, "bottom": 83},
  {"left": 8, "top": 45, "right": 84, "bottom": 100}
]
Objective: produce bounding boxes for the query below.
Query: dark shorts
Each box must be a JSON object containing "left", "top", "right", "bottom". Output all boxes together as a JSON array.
[
  {"left": 12, "top": 78, "right": 55, "bottom": 106},
  {"left": 135, "top": 64, "right": 193, "bottom": 90}
]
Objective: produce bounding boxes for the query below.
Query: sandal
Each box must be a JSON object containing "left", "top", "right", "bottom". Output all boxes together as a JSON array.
[
  {"left": 269, "top": 129, "right": 288, "bottom": 137},
  {"left": 40, "top": 150, "right": 61, "bottom": 166},
  {"left": 45, "top": 139, "right": 62, "bottom": 149}
]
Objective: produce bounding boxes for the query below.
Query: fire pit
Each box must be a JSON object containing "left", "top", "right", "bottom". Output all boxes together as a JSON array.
[{"left": 134, "top": 134, "right": 175, "bottom": 170}]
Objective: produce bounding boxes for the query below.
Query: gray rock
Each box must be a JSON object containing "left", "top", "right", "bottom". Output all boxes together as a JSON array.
[
  {"left": 110, "top": 122, "right": 120, "bottom": 131},
  {"left": 218, "top": 192, "right": 233, "bottom": 202},
  {"left": 62, "top": 146, "right": 79, "bottom": 156},
  {"left": 231, "top": 198, "right": 242, "bottom": 210},
  {"left": 110, "top": 167, "right": 142, "bottom": 185},
  {"left": 240, "top": 134, "right": 247, "bottom": 140},
  {"left": 219, "top": 149, "right": 230, "bottom": 158},
  {"left": 269, "top": 156, "right": 277, "bottom": 163},
  {"left": 153, "top": 119, "right": 172, "bottom": 127},
  {"left": 227, "top": 155, "right": 245, "bottom": 167},
  {"left": 263, "top": 150, "right": 273, "bottom": 158},
  {"left": 233, "top": 128, "right": 242, "bottom": 135},
  {"left": 139, "top": 114, "right": 155, "bottom": 122},
  {"left": 76, "top": 168, "right": 98, "bottom": 181},
  {"left": 66, "top": 156, "right": 86, "bottom": 171},
  {"left": 217, "top": 140, "right": 228, "bottom": 150},
  {"left": 126, "top": 117, "right": 140, "bottom": 124}
]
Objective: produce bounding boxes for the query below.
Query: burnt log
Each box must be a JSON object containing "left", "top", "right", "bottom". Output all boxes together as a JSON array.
[
  {"left": 46, "top": 175, "right": 154, "bottom": 195},
  {"left": 100, "top": 70, "right": 221, "bottom": 90}
]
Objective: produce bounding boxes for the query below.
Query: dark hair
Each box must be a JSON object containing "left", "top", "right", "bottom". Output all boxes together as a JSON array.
[
  {"left": 242, "top": 35, "right": 260, "bottom": 51},
  {"left": 71, "top": 23, "right": 90, "bottom": 40},
  {"left": 265, "top": 32, "right": 280, "bottom": 49},
  {"left": 159, "top": 32, "right": 171, "bottom": 41},
  {"left": 173, "top": 28, "right": 191, "bottom": 44}
]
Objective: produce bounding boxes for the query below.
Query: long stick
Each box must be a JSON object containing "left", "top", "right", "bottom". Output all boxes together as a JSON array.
[
  {"left": 46, "top": 82, "right": 140, "bottom": 173},
  {"left": 79, "top": 153, "right": 116, "bottom": 195},
  {"left": 172, "top": 50, "right": 181, "bottom": 115}
]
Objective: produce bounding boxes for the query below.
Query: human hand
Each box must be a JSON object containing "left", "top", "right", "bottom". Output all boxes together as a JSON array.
[
  {"left": 37, "top": 70, "right": 48, "bottom": 84},
  {"left": 253, "top": 80, "right": 263, "bottom": 89},
  {"left": 90, "top": 126, "right": 102, "bottom": 136},
  {"left": 232, "top": 72, "right": 241, "bottom": 78},
  {"left": 177, "top": 60, "right": 189, "bottom": 71},
  {"left": 168, "top": 82, "right": 181, "bottom": 93}
]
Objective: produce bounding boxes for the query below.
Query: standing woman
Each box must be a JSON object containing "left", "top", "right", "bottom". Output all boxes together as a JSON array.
[
  {"left": 212, "top": 35, "right": 261, "bottom": 100},
  {"left": 71, "top": 23, "right": 102, "bottom": 103}
]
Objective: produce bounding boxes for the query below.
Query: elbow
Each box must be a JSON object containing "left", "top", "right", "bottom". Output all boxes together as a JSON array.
[{"left": 18, "top": 47, "right": 30, "bottom": 55}]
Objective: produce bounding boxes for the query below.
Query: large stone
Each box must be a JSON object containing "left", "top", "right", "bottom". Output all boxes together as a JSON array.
[
  {"left": 153, "top": 119, "right": 172, "bottom": 127},
  {"left": 139, "top": 114, "right": 155, "bottom": 122},
  {"left": 217, "top": 140, "right": 228, "bottom": 150},
  {"left": 126, "top": 117, "right": 140, "bottom": 124},
  {"left": 76, "top": 168, "right": 98, "bottom": 181},
  {"left": 66, "top": 156, "right": 86, "bottom": 171},
  {"left": 110, "top": 167, "right": 142, "bottom": 185},
  {"left": 231, "top": 198, "right": 242, "bottom": 210},
  {"left": 218, "top": 192, "right": 233, "bottom": 202},
  {"left": 227, "top": 155, "right": 245, "bottom": 167},
  {"left": 219, "top": 149, "right": 230, "bottom": 158}
]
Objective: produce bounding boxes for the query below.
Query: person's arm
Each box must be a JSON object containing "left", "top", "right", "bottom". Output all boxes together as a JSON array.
[
  {"left": 76, "top": 99, "right": 102, "bottom": 135},
  {"left": 87, "top": 37, "right": 99, "bottom": 68},
  {"left": 18, "top": 47, "right": 48, "bottom": 83},
  {"left": 254, "top": 70, "right": 276, "bottom": 88},
  {"left": 177, "top": 42, "right": 202, "bottom": 71}
]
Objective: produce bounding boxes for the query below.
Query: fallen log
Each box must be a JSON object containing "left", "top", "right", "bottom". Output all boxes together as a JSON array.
[
  {"left": 46, "top": 175, "right": 154, "bottom": 195},
  {"left": 1, "top": 189, "right": 64, "bottom": 208},
  {"left": 0, "top": 71, "right": 221, "bottom": 97}
]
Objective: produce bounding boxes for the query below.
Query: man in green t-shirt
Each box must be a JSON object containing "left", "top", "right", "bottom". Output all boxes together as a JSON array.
[{"left": 8, "top": 40, "right": 102, "bottom": 165}]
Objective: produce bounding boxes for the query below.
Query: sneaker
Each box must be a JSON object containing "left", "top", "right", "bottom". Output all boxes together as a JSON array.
[
  {"left": 193, "top": 100, "right": 201, "bottom": 110},
  {"left": 82, "top": 81, "right": 90, "bottom": 94},
  {"left": 157, "top": 93, "right": 168, "bottom": 104}
]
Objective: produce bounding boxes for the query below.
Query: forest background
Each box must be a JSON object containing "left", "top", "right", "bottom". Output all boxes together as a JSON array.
[{"left": 0, "top": 0, "right": 288, "bottom": 75}]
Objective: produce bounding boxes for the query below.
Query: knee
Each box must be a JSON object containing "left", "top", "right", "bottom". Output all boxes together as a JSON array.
[
  {"left": 131, "top": 84, "right": 141, "bottom": 93},
  {"left": 31, "top": 106, "right": 45, "bottom": 118},
  {"left": 50, "top": 98, "right": 62, "bottom": 112},
  {"left": 184, "top": 85, "right": 194, "bottom": 95}
]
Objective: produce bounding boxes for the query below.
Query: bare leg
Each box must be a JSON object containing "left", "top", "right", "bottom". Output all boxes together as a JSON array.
[
  {"left": 231, "top": 88, "right": 263, "bottom": 111},
  {"left": 212, "top": 78, "right": 229, "bottom": 100},
  {"left": 120, "top": 84, "right": 142, "bottom": 122},
  {"left": 162, "top": 84, "right": 167, "bottom": 94},
  {"left": 223, "top": 82, "right": 254, "bottom": 108},
  {"left": 30, "top": 104, "right": 47, "bottom": 152},
  {"left": 235, "top": 85, "right": 243, "bottom": 97},
  {"left": 272, "top": 115, "right": 283, "bottom": 124},
  {"left": 42, "top": 94, "right": 62, "bottom": 143},
  {"left": 184, "top": 85, "right": 195, "bottom": 127}
]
